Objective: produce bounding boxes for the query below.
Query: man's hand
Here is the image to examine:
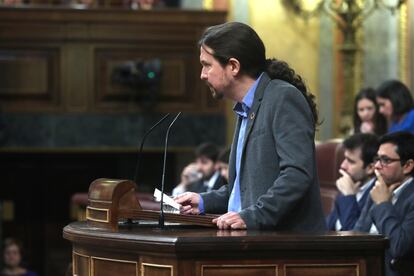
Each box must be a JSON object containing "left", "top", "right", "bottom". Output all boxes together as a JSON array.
[
  {"left": 336, "top": 169, "right": 361, "bottom": 195},
  {"left": 174, "top": 192, "right": 201, "bottom": 215},
  {"left": 370, "top": 170, "right": 399, "bottom": 204},
  {"left": 360, "top": 121, "right": 374, "bottom": 133},
  {"left": 212, "top": 212, "right": 247, "bottom": 230}
]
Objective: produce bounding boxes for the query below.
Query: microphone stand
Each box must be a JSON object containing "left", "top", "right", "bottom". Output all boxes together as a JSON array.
[
  {"left": 159, "top": 112, "right": 181, "bottom": 229},
  {"left": 133, "top": 113, "right": 170, "bottom": 184},
  {"left": 128, "top": 113, "right": 169, "bottom": 227}
]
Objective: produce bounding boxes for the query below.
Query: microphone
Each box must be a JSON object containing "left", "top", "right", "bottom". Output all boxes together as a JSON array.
[
  {"left": 159, "top": 112, "right": 182, "bottom": 229},
  {"left": 133, "top": 113, "right": 170, "bottom": 184}
]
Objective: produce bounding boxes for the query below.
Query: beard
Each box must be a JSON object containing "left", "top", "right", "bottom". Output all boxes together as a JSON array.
[{"left": 207, "top": 84, "right": 224, "bottom": 100}]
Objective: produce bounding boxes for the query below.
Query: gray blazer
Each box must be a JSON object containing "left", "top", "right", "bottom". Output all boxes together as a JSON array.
[
  {"left": 202, "top": 73, "right": 326, "bottom": 231},
  {"left": 354, "top": 178, "right": 414, "bottom": 276}
]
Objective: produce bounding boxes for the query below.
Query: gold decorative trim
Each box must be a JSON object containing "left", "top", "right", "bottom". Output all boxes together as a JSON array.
[
  {"left": 86, "top": 206, "right": 110, "bottom": 223},
  {"left": 73, "top": 251, "right": 90, "bottom": 258},
  {"left": 355, "top": 27, "right": 363, "bottom": 96},
  {"left": 141, "top": 262, "right": 173, "bottom": 276},
  {"left": 91, "top": 256, "right": 138, "bottom": 276},
  {"left": 73, "top": 250, "right": 91, "bottom": 276},
  {"left": 201, "top": 264, "right": 278, "bottom": 276},
  {"left": 88, "top": 199, "right": 113, "bottom": 204},
  {"left": 399, "top": 2, "right": 410, "bottom": 86},
  {"left": 284, "top": 263, "right": 359, "bottom": 276}
]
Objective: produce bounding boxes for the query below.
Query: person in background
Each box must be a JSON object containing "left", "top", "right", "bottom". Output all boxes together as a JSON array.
[
  {"left": 0, "top": 0, "right": 22, "bottom": 5},
  {"left": 326, "top": 133, "right": 379, "bottom": 230},
  {"left": 186, "top": 142, "right": 227, "bottom": 193},
  {"left": 354, "top": 131, "right": 414, "bottom": 276},
  {"left": 129, "top": 0, "right": 179, "bottom": 9},
  {"left": 376, "top": 80, "right": 414, "bottom": 134},
  {"left": 215, "top": 147, "right": 230, "bottom": 182},
  {"left": 171, "top": 162, "right": 201, "bottom": 196},
  {"left": 353, "top": 88, "right": 387, "bottom": 135},
  {"left": 175, "top": 22, "right": 325, "bottom": 231},
  {"left": 1, "top": 238, "right": 38, "bottom": 276}
]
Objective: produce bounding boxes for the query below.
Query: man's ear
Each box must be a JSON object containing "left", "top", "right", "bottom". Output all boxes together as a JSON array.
[
  {"left": 227, "top": 58, "right": 241, "bottom": 76},
  {"left": 402, "top": 159, "right": 414, "bottom": 175}
]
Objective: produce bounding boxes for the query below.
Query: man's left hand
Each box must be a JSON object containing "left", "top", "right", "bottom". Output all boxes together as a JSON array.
[{"left": 212, "top": 212, "right": 247, "bottom": 230}]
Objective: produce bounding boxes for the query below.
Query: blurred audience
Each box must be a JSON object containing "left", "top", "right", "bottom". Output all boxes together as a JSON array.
[
  {"left": 128, "top": 0, "right": 179, "bottom": 9},
  {"left": 186, "top": 142, "right": 227, "bottom": 193},
  {"left": 376, "top": 80, "right": 414, "bottom": 134},
  {"left": 215, "top": 147, "right": 230, "bottom": 182},
  {"left": 1, "top": 238, "right": 38, "bottom": 276},
  {"left": 353, "top": 88, "right": 387, "bottom": 135},
  {"left": 172, "top": 162, "right": 201, "bottom": 196},
  {"left": 1, "top": 0, "right": 23, "bottom": 5},
  {"left": 326, "top": 133, "right": 379, "bottom": 230},
  {"left": 0, "top": 0, "right": 180, "bottom": 8}
]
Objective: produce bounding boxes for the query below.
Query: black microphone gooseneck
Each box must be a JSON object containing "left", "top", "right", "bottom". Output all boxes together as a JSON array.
[
  {"left": 133, "top": 113, "right": 170, "bottom": 184},
  {"left": 159, "top": 112, "right": 182, "bottom": 229}
]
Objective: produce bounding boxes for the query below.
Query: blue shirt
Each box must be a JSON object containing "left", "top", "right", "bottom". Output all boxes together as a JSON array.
[
  {"left": 198, "top": 73, "right": 263, "bottom": 213},
  {"left": 389, "top": 108, "right": 414, "bottom": 134},
  {"left": 227, "top": 74, "right": 262, "bottom": 212}
]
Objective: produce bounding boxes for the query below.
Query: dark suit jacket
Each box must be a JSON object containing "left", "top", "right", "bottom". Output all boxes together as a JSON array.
[
  {"left": 186, "top": 173, "right": 227, "bottom": 193},
  {"left": 354, "top": 178, "right": 414, "bottom": 276},
  {"left": 327, "top": 178, "right": 375, "bottom": 230},
  {"left": 201, "top": 73, "right": 326, "bottom": 231}
]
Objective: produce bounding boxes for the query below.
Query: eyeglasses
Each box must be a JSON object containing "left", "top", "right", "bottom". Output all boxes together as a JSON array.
[{"left": 373, "top": 156, "right": 401, "bottom": 166}]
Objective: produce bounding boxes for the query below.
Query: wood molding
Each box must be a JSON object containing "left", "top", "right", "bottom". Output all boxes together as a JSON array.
[
  {"left": 0, "top": 46, "right": 60, "bottom": 111},
  {"left": 0, "top": 7, "right": 226, "bottom": 113}
]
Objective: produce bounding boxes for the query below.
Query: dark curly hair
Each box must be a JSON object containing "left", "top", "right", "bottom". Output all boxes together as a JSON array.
[{"left": 266, "top": 58, "right": 318, "bottom": 126}]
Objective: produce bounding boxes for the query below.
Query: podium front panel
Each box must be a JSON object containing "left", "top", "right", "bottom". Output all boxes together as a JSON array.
[{"left": 64, "top": 222, "right": 386, "bottom": 276}]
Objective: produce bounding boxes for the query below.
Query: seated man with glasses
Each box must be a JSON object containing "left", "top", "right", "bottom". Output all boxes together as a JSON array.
[
  {"left": 327, "top": 133, "right": 379, "bottom": 231},
  {"left": 354, "top": 131, "right": 414, "bottom": 276}
]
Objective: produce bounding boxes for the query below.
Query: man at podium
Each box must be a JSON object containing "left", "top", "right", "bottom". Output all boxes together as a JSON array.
[{"left": 175, "top": 22, "right": 326, "bottom": 231}]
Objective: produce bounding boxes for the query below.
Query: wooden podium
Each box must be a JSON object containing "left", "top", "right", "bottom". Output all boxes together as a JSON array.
[
  {"left": 63, "top": 179, "right": 388, "bottom": 276},
  {"left": 85, "top": 178, "right": 217, "bottom": 231}
]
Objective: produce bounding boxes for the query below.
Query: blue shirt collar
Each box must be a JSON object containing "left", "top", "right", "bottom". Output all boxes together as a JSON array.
[{"left": 233, "top": 73, "right": 263, "bottom": 117}]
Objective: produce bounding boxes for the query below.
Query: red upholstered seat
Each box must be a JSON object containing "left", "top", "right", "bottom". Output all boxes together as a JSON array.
[{"left": 315, "top": 140, "right": 344, "bottom": 216}]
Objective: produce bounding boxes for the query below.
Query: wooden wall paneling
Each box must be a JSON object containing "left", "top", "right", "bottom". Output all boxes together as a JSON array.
[
  {"left": 0, "top": 45, "right": 61, "bottom": 111},
  {"left": 0, "top": 21, "right": 64, "bottom": 41},
  {"left": 62, "top": 43, "right": 92, "bottom": 112},
  {"left": 94, "top": 45, "right": 198, "bottom": 112},
  {"left": 73, "top": 251, "right": 90, "bottom": 276},
  {"left": 0, "top": 8, "right": 227, "bottom": 114},
  {"left": 201, "top": 264, "right": 278, "bottom": 276},
  {"left": 283, "top": 263, "right": 359, "bottom": 276},
  {"left": 91, "top": 256, "right": 138, "bottom": 276}
]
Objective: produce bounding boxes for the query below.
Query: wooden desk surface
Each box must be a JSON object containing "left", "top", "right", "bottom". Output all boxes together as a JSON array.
[{"left": 64, "top": 221, "right": 387, "bottom": 254}]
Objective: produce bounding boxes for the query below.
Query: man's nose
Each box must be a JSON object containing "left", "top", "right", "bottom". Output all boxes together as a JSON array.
[
  {"left": 374, "top": 159, "right": 382, "bottom": 169},
  {"left": 340, "top": 160, "right": 347, "bottom": 171}
]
